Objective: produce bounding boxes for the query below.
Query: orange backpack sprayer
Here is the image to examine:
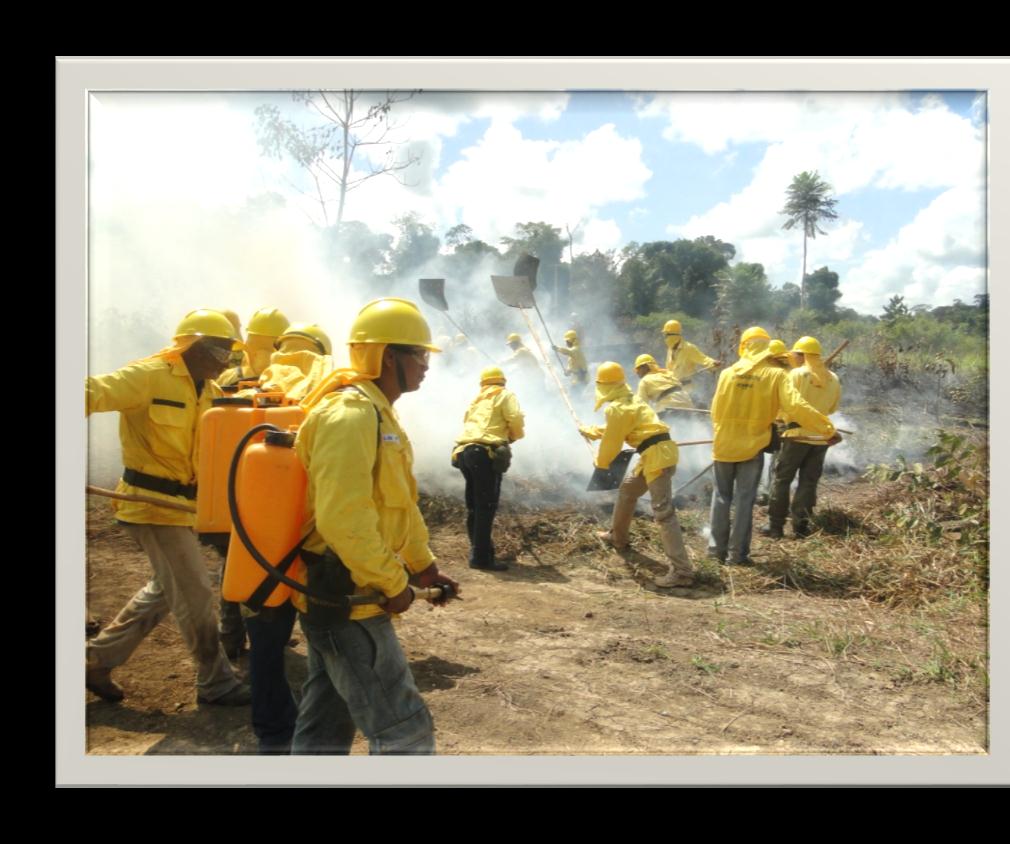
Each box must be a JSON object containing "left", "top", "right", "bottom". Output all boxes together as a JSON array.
[
  {"left": 196, "top": 393, "right": 305, "bottom": 546},
  {"left": 223, "top": 425, "right": 308, "bottom": 608}
]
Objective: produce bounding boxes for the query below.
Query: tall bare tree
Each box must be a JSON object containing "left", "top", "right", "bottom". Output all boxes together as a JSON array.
[
  {"left": 255, "top": 90, "right": 420, "bottom": 236},
  {"left": 780, "top": 171, "right": 839, "bottom": 310}
]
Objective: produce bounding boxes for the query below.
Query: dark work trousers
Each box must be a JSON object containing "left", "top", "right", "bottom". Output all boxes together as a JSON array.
[
  {"left": 768, "top": 440, "right": 829, "bottom": 532},
  {"left": 245, "top": 601, "right": 299, "bottom": 754},
  {"left": 458, "top": 445, "right": 503, "bottom": 567},
  {"left": 203, "top": 537, "right": 248, "bottom": 655}
]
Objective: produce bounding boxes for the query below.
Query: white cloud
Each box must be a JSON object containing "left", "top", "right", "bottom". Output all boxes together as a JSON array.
[
  {"left": 576, "top": 218, "right": 623, "bottom": 254},
  {"left": 650, "top": 92, "right": 984, "bottom": 303},
  {"left": 844, "top": 187, "right": 986, "bottom": 313}
]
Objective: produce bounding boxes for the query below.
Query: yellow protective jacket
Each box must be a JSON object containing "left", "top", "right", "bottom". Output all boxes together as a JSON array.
[
  {"left": 581, "top": 383, "right": 678, "bottom": 483},
  {"left": 557, "top": 343, "right": 588, "bottom": 375},
  {"left": 86, "top": 356, "right": 220, "bottom": 526},
  {"left": 255, "top": 350, "right": 335, "bottom": 401},
  {"left": 711, "top": 353, "right": 834, "bottom": 462},
  {"left": 665, "top": 340, "right": 717, "bottom": 383},
  {"left": 504, "top": 345, "right": 540, "bottom": 377},
  {"left": 781, "top": 364, "right": 841, "bottom": 443},
  {"left": 452, "top": 386, "right": 525, "bottom": 456},
  {"left": 637, "top": 370, "right": 692, "bottom": 411},
  {"left": 294, "top": 379, "right": 435, "bottom": 621}
]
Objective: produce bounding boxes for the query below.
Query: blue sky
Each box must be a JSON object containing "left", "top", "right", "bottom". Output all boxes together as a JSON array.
[{"left": 90, "top": 89, "right": 987, "bottom": 319}]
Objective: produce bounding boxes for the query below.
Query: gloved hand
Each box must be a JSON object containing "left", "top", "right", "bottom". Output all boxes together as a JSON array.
[
  {"left": 826, "top": 432, "right": 843, "bottom": 446},
  {"left": 383, "top": 585, "right": 415, "bottom": 615},
  {"left": 579, "top": 425, "right": 601, "bottom": 441},
  {"left": 411, "top": 564, "right": 461, "bottom": 606}
]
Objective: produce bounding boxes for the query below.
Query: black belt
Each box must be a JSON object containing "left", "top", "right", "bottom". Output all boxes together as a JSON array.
[
  {"left": 122, "top": 468, "right": 197, "bottom": 500},
  {"left": 636, "top": 432, "right": 672, "bottom": 454},
  {"left": 657, "top": 385, "right": 683, "bottom": 400}
]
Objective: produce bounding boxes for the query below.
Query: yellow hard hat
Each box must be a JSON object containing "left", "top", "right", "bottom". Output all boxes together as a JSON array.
[
  {"left": 738, "top": 325, "right": 770, "bottom": 357},
  {"left": 767, "top": 339, "right": 788, "bottom": 357},
  {"left": 634, "top": 353, "right": 658, "bottom": 370},
  {"left": 506, "top": 332, "right": 521, "bottom": 344},
  {"left": 247, "top": 307, "right": 290, "bottom": 338},
  {"left": 348, "top": 298, "right": 440, "bottom": 351},
  {"left": 480, "top": 366, "right": 506, "bottom": 385},
  {"left": 596, "top": 361, "right": 626, "bottom": 384},
  {"left": 281, "top": 323, "right": 333, "bottom": 356},
  {"left": 792, "top": 336, "right": 823, "bottom": 356},
  {"left": 174, "top": 309, "right": 243, "bottom": 350},
  {"left": 564, "top": 329, "right": 578, "bottom": 342},
  {"left": 663, "top": 319, "right": 682, "bottom": 335}
]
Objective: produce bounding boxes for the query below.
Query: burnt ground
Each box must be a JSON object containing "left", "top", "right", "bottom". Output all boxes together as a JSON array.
[{"left": 84, "top": 476, "right": 987, "bottom": 757}]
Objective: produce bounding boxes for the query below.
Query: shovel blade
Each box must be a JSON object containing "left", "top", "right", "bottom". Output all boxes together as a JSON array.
[
  {"left": 512, "top": 253, "right": 539, "bottom": 289},
  {"left": 491, "top": 275, "right": 537, "bottom": 309},
  {"left": 586, "top": 449, "right": 636, "bottom": 492},
  {"left": 418, "top": 278, "right": 449, "bottom": 312}
]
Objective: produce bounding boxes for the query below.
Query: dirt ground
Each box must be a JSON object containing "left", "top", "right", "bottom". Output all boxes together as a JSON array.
[{"left": 84, "top": 476, "right": 987, "bottom": 757}]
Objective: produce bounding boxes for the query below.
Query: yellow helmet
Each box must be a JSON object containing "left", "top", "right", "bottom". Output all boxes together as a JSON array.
[
  {"left": 281, "top": 323, "right": 333, "bottom": 356},
  {"left": 480, "top": 366, "right": 506, "bottom": 385},
  {"left": 767, "top": 339, "right": 788, "bottom": 357},
  {"left": 247, "top": 307, "right": 290, "bottom": 338},
  {"left": 174, "top": 309, "right": 243, "bottom": 350},
  {"left": 662, "top": 319, "right": 682, "bottom": 336},
  {"left": 596, "top": 361, "right": 626, "bottom": 384},
  {"left": 634, "top": 353, "right": 658, "bottom": 370},
  {"left": 564, "top": 329, "right": 578, "bottom": 343},
  {"left": 792, "top": 336, "right": 823, "bottom": 356},
  {"left": 737, "top": 325, "right": 770, "bottom": 356},
  {"left": 506, "top": 332, "right": 521, "bottom": 345},
  {"left": 348, "top": 298, "right": 440, "bottom": 351}
]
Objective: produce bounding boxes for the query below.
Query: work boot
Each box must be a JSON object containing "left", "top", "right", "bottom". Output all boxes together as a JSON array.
[
  {"left": 654, "top": 567, "right": 694, "bottom": 588},
  {"left": 86, "top": 666, "right": 124, "bottom": 702},
  {"left": 596, "top": 530, "right": 628, "bottom": 551},
  {"left": 761, "top": 525, "right": 784, "bottom": 539},
  {"left": 793, "top": 523, "right": 813, "bottom": 538},
  {"left": 198, "top": 683, "right": 252, "bottom": 706}
]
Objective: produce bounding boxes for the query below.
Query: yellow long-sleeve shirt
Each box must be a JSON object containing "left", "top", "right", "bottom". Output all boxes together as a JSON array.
[
  {"left": 581, "top": 383, "right": 678, "bottom": 483},
  {"left": 294, "top": 380, "right": 435, "bottom": 621},
  {"left": 86, "top": 356, "right": 221, "bottom": 526},
  {"left": 556, "top": 343, "right": 588, "bottom": 375},
  {"left": 453, "top": 386, "right": 525, "bottom": 454},
  {"left": 637, "top": 370, "right": 692, "bottom": 412},
  {"left": 781, "top": 365, "right": 841, "bottom": 443},
  {"left": 665, "top": 340, "right": 717, "bottom": 383},
  {"left": 711, "top": 356, "right": 834, "bottom": 462}
]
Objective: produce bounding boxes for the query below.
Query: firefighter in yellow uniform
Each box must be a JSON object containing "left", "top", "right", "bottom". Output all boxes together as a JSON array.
[
  {"left": 254, "top": 322, "right": 335, "bottom": 401},
  {"left": 553, "top": 329, "right": 589, "bottom": 386},
  {"left": 451, "top": 367, "right": 525, "bottom": 571},
  {"left": 662, "top": 319, "right": 722, "bottom": 407},
  {"left": 765, "top": 336, "right": 842, "bottom": 538},
  {"left": 755, "top": 339, "right": 795, "bottom": 504},
  {"left": 580, "top": 362, "right": 695, "bottom": 588},
  {"left": 708, "top": 327, "right": 835, "bottom": 565},
  {"left": 218, "top": 307, "right": 290, "bottom": 388},
  {"left": 290, "top": 298, "right": 459, "bottom": 755},
  {"left": 633, "top": 353, "right": 692, "bottom": 417},
  {"left": 85, "top": 310, "right": 250, "bottom": 706}
]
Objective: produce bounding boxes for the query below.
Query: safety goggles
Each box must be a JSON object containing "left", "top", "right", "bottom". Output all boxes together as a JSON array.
[
  {"left": 392, "top": 345, "right": 430, "bottom": 366},
  {"left": 203, "top": 343, "right": 234, "bottom": 364}
]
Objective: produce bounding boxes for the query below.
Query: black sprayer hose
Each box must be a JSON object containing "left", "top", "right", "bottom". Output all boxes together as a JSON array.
[{"left": 227, "top": 423, "right": 343, "bottom": 607}]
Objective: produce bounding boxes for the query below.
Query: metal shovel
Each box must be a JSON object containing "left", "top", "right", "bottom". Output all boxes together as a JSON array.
[{"left": 418, "top": 278, "right": 494, "bottom": 362}]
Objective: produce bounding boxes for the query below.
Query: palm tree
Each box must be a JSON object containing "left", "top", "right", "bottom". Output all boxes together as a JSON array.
[{"left": 781, "top": 171, "right": 839, "bottom": 310}]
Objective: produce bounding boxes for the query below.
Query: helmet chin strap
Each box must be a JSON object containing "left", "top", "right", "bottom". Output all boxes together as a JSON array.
[{"left": 395, "top": 354, "right": 408, "bottom": 392}]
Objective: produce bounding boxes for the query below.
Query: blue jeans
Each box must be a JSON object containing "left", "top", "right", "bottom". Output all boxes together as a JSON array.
[
  {"left": 708, "top": 454, "right": 765, "bottom": 563},
  {"left": 245, "top": 602, "right": 298, "bottom": 754},
  {"left": 291, "top": 614, "right": 435, "bottom": 755}
]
